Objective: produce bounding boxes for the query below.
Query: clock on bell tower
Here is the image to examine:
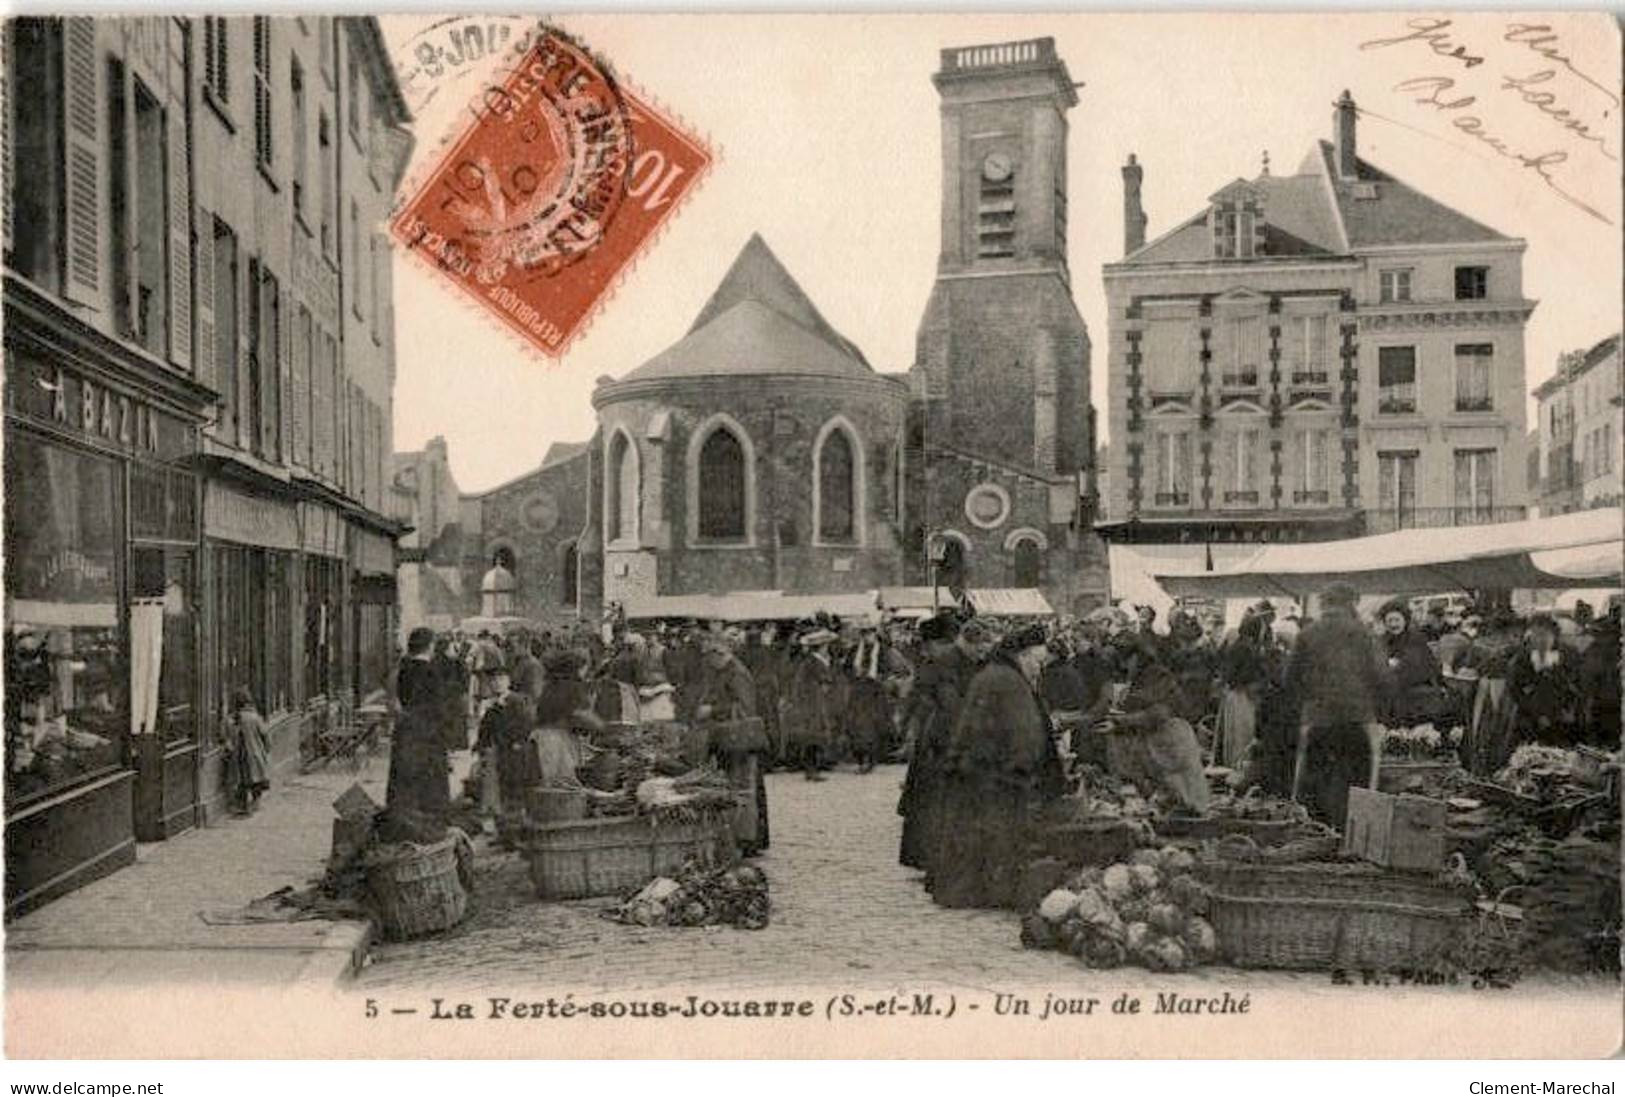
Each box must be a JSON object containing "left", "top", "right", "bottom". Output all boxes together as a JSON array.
[{"left": 912, "top": 37, "right": 1092, "bottom": 479}]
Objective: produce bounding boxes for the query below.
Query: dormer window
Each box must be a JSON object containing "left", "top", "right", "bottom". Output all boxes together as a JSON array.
[{"left": 1214, "top": 205, "right": 1254, "bottom": 259}]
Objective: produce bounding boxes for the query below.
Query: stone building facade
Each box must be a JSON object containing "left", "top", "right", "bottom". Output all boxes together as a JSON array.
[
  {"left": 1533, "top": 333, "right": 1622, "bottom": 517},
  {"left": 1101, "top": 91, "right": 1534, "bottom": 556},
  {"left": 418, "top": 36, "right": 1107, "bottom": 621}
]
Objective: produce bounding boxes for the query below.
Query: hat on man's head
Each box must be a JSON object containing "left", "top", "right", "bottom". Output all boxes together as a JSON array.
[
  {"left": 800, "top": 628, "right": 838, "bottom": 648},
  {"left": 1322, "top": 582, "right": 1360, "bottom": 610},
  {"left": 997, "top": 623, "right": 1049, "bottom": 658},
  {"left": 919, "top": 614, "right": 960, "bottom": 643}
]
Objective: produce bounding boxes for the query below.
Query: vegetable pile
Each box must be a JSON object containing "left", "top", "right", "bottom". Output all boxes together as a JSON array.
[
  {"left": 1207, "top": 789, "right": 1310, "bottom": 823},
  {"left": 610, "top": 861, "right": 770, "bottom": 930},
  {"left": 1494, "top": 745, "right": 1608, "bottom": 802},
  {"left": 1382, "top": 724, "right": 1464, "bottom": 760},
  {"left": 1021, "top": 847, "right": 1217, "bottom": 972}
]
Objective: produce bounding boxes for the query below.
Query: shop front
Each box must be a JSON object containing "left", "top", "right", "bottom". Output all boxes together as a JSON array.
[
  {"left": 351, "top": 524, "right": 399, "bottom": 703},
  {"left": 3, "top": 332, "right": 206, "bottom": 914}
]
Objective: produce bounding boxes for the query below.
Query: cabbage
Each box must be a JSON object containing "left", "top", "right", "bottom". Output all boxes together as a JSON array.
[
  {"left": 1182, "top": 916, "right": 1218, "bottom": 962},
  {"left": 1147, "top": 937, "right": 1189, "bottom": 972},
  {"left": 1072, "top": 887, "right": 1114, "bottom": 927},
  {"left": 1124, "top": 921, "right": 1152, "bottom": 954},
  {"left": 1102, "top": 864, "right": 1135, "bottom": 904},
  {"left": 1149, "top": 902, "right": 1185, "bottom": 937},
  {"left": 1038, "top": 888, "right": 1079, "bottom": 923},
  {"left": 1130, "top": 863, "right": 1161, "bottom": 895},
  {"left": 1130, "top": 849, "right": 1163, "bottom": 868},
  {"left": 1167, "top": 873, "right": 1208, "bottom": 914},
  {"left": 1083, "top": 932, "right": 1126, "bottom": 969},
  {"left": 1020, "top": 912, "right": 1058, "bottom": 951},
  {"left": 1162, "top": 847, "right": 1197, "bottom": 874}
]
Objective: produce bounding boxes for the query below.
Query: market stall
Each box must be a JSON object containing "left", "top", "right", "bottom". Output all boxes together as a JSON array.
[
  {"left": 620, "top": 590, "right": 880, "bottom": 624},
  {"left": 1150, "top": 509, "right": 1622, "bottom": 601}
]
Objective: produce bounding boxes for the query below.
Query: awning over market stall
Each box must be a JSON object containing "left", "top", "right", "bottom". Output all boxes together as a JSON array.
[
  {"left": 620, "top": 590, "right": 880, "bottom": 623},
  {"left": 1150, "top": 509, "right": 1622, "bottom": 600},
  {"left": 874, "top": 587, "right": 1054, "bottom": 617}
]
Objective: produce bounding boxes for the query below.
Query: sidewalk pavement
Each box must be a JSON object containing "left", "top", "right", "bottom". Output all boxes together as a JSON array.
[{"left": 5, "top": 761, "right": 384, "bottom": 989}]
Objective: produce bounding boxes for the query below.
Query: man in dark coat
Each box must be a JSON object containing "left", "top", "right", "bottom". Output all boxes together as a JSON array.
[
  {"left": 783, "top": 629, "right": 839, "bottom": 780},
  {"left": 1285, "top": 583, "right": 1387, "bottom": 827},
  {"left": 693, "top": 633, "right": 770, "bottom": 855},
  {"left": 384, "top": 627, "right": 451, "bottom": 842},
  {"left": 930, "top": 624, "right": 1064, "bottom": 910},
  {"left": 897, "top": 613, "right": 974, "bottom": 877}
]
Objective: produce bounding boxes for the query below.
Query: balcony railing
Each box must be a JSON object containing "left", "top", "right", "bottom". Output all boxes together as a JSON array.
[
  {"left": 1293, "top": 489, "right": 1330, "bottom": 505},
  {"left": 1454, "top": 397, "right": 1494, "bottom": 413},
  {"left": 1220, "top": 371, "right": 1260, "bottom": 390},
  {"left": 1378, "top": 392, "right": 1418, "bottom": 415},
  {"left": 1223, "top": 490, "right": 1260, "bottom": 505},
  {"left": 1365, "top": 505, "right": 1526, "bottom": 535},
  {"left": 1154, "top": 491, "right": 1191, "bottom": 507},
  {"left": 1291, "top": 370, "right": 1330, "bottom": 387}
]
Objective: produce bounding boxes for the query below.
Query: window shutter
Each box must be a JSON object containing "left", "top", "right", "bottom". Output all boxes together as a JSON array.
[
  {"left": 63, "top": 17, "right": 101, "bottom": 303},
  {"left": 2, "top": 26, "right": 13, "bottom": 256},
  {"left": 166, "top": 80, "right": 192, "bottom": 370},
  {"left": 194, "top": 208, "right": 216, "bottom": 387},
  {"left": 279, "top": 281, "right": 292, "bottom": 463}
]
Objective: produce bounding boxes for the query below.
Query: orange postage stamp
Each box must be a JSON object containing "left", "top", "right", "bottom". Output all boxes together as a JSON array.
[{"left": 391, "top": 24, "right": 711, "bottom": 357}]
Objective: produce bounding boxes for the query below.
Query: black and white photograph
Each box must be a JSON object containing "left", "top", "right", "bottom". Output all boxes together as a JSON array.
[{"left": 1, "top": 10, "right": 1620, "bottom": 1062}]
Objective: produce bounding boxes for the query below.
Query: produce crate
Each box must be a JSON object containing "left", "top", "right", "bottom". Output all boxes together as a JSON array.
[
  {"left": 1207, "top": 861, "right": 1471, "bottom": 971},
  {"left": 523, "top": 812, "right": 735, "bottom": 900},
  {"left": 1377, "top": 759, "right": 1458, "bottom": 794},
  {"left": 365, "top": 834, "right": 469, "bottom": 941},
  {"left": 1343, "top": 788, "right": 1447, "bottom": 872}
]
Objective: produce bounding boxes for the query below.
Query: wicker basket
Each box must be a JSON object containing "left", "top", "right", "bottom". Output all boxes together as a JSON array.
[
  {"left": 1208, "top": 861, "right": 1471, "bottom": 970},
  {"left": 365, "top": 835, "right": 469, "bottom": 941},
  {"left": 526, "top": 787, "right": 589, "bottom": 823},
  {"left": 523, "top": 812, "right": 734, "bottom": 900},
  {"left": 1040, "top": 819, "right": 1139, "bottom": 866}
]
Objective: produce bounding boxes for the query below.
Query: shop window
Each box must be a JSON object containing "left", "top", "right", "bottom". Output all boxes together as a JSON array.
[
  {"left": 4, "top": 439, "right": 126, "bottom": 805},
  {"left": 131, "top": 546, "right": 195, "bottom": 748},
  {"left": 302, "top": 555, "right": 343, "bottom": 704},
  {"left": 5, "top": 18, "right": 65, "bottom": 288}
]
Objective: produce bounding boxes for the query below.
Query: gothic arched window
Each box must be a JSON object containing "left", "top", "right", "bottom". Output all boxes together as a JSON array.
[
  {"left": 1013, "top": 537, "right": 1042, "bottom": 589},
  {"left": 560, "top": 541, "right": 578, "bottom": 607},
  {"left": 816, "top": 426, "right": 856, "bottom": 543},
  {"left": 607, "top": 429, "right": 638, "bottom": 544},
  {"left": 697, "top": 426, "right": 747, "bottom": 540}
]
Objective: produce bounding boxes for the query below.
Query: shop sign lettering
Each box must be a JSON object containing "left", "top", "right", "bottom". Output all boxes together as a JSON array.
[{"left": 51, "top": 367, "right": 161, "bottom": 453}]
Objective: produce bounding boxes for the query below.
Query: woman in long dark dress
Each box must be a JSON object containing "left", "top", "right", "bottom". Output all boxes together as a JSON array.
[
  {"left": 897, "top": 614, "right": 973, "bottom": 876},
  {"left": 384, "top": 627, "right": 451, "bottom": 842},
  {"left": 930, "top": 625, "right": 1064, "bottom": 910},
  {"left": 1507, "top": 615, "right": 1580, "bottom": 746},
  {"left": 229, "top": 687, "right": 272, "bottom": 815},
  {"left": 1379, "top": 602, "right": 1447, "bottom": 726}
]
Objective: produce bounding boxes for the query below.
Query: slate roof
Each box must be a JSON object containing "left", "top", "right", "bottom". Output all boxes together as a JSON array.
[
  {"left": 618, "top": 234, "right": 875, "bottom": 382},
  {"left": 1121, "top": 136, "right": 1512, "bottom": 265},
  {"left": 541, "top": 440, "right": 589, "bottom": 467}
]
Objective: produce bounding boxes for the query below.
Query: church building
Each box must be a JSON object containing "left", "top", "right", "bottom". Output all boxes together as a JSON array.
[{"left": 419, "top": 37, "right": 1107, "bottom": 624}]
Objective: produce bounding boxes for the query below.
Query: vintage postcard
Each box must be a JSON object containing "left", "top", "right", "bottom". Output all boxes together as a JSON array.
[{"left": 2, "top": 11, "right": 1621, "bottom": 1061}]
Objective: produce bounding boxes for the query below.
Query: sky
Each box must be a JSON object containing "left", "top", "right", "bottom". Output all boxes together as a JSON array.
[{"left": 381, "top": 12, "right": 1622, "bottom": 495}]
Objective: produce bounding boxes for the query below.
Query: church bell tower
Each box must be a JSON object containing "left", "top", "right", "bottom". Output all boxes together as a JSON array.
[{"left": 913, "top": 37, "right": 1092, "bottom": 479}]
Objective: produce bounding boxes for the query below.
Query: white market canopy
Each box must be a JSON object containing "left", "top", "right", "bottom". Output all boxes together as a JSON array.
[
  {"left": 876, "top": 587, "right": 1055, "bottom": 618},
  {"left": 620, "top": 590, "right": 881, "bottom": 623},
  {"left": 1151, "top": 508, "right": 1622, "bottom": 600}
]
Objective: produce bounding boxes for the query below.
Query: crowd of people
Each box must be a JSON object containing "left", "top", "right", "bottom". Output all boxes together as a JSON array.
[{"left": 371, "top": 590, "right": 1620, "bottom": 910}]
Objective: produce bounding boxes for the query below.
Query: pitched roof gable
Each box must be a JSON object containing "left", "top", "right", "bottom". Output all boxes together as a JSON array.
[
  {"left": 1313, "top": 141, "right": 1512, "bottom": 247},
  {"left": 687, "top": 233, "right": 869, "bottom": 365}
]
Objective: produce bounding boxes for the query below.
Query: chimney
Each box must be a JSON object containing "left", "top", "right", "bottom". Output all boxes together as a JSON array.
[
  {"left": 1122, "top": 153, "right": 1148, "bottom": 256},
  {"left": 1335, "top": 90, "right": 1358, "bottom": 178}
]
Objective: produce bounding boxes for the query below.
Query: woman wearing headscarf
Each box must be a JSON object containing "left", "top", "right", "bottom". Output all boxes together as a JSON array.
[
  {"left": 1106, "top": 632, "right": 1211, "bottom": 814},
  {"left": 897, "top": 613, "right": 974, "bottom": 878},
  {"left": 1216, "top": 610, "right": 1274, "bottom": 768},
  {"left": 930, "top": 624, "right": 1065, "bottom": 910},
  {"left": 384, "top": 627, "right": 451, "bottom": 842},
  {"left": 1507, "top": 615, "right": 1580, "bottom": 747},
  {"left": 1378, "top": 600, "right": 1447, "bottom": 727}
]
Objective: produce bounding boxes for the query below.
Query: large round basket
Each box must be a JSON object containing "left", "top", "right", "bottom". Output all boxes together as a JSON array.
[
  {"left": 526, "top": 786, "right": 589, "bottom": 823},
  {"left": 365, "top": 834, "right": 469, "bottom": 941}
]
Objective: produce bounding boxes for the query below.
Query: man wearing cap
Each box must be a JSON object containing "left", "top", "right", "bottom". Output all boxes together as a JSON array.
[
  {"left": 1284, "top": 582, "right": 1388, "bottom": 827},
  {"left": 897, "top": 613, "right": 973, "bottom": 877},
  {"left": 931, "top": 624, "right": 1064, "bottom": 910},
  {"left": 784, "top": 628, "right": 839, "bottom": 780}
]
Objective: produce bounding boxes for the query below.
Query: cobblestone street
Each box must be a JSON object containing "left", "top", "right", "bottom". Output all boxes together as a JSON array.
[{"left": 359, "top": 763, "right": 1305, "bottom": 995}]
